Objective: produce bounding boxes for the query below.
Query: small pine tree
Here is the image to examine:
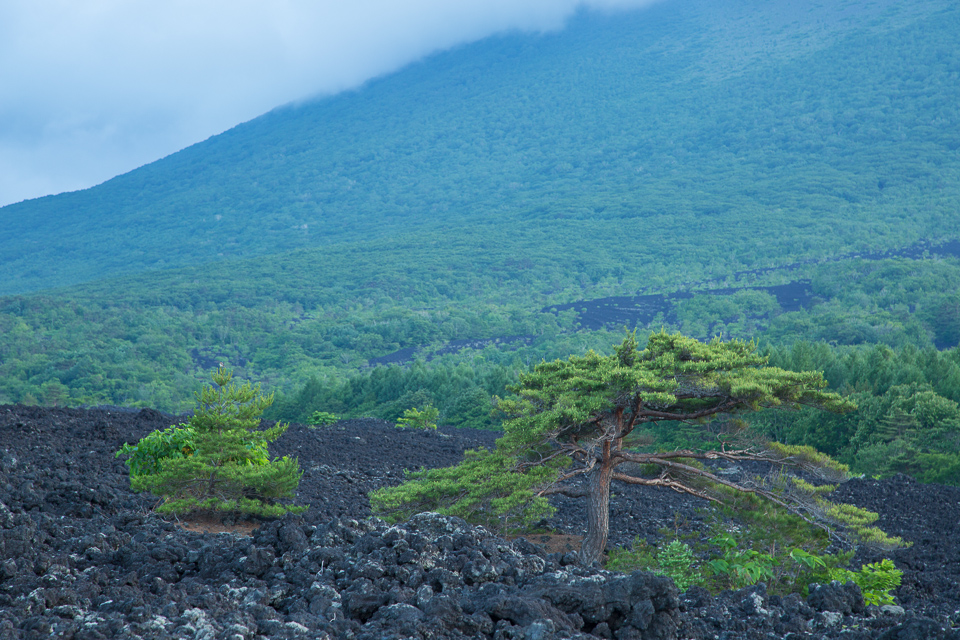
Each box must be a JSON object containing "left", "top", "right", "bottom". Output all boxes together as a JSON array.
[{"left": 132, "top": 367, "right": 305, "bottom": 517}]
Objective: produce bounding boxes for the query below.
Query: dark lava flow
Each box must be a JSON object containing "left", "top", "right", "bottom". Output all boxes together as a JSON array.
[
  {"left": 373, "top": 238, "right": 960, "bottom": 366},
  {"left": 2, "top": 405, "right": 960, "bottom": 639}
]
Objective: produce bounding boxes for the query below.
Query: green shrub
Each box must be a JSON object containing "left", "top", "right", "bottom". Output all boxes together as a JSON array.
[
  {"left": 307, "top": 410, "right": 340, "bottom": 427},
  {"left": 116, "top": 422, "right": 270, "bottom": 476},
  {"left": 605, "top": 517, "right": 900, "bottom": 603},
  {"left": 701, "top": 532, "right": 899, "bottom": 601},
  {"left": 396, "top": 404, "right": 439, "bottom": 430},
  {"left": 828, "top": 559, "right": 902, "bottom": 606},
  {"left": 655, "top": 541, "right": 700, "bottom": 591},
  {"left": 116, "top": 423, "right": 196, "bottom": 477},
  {"left": 707, "top": 532, "right": 777, "bottom": 589},
  {"left": 606, "top": 538, "right": 700, "bottom": 591}
]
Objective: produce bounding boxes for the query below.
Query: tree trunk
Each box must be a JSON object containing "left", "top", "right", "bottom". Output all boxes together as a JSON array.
[{"left": 578, "top": 453, "right": 614, "bottom": 566}]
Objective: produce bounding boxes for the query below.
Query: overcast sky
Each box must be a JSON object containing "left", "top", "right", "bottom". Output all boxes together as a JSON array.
[{"left": 0, "top": 0, "right": 662, "bottom": 209}]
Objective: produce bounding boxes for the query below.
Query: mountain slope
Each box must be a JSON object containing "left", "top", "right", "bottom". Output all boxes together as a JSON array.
[{"left": 1, "top": 0, "right": 957, "bottom": 295}]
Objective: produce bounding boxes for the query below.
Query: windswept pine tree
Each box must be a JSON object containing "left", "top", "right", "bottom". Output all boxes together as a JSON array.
[{"left": 372, "top": 332, "right": 904, "bottom": 564}]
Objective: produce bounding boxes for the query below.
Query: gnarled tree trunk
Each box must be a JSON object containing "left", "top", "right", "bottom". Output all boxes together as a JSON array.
[{"left": 578, "top": 445, "right": 614, "bottom": 565}]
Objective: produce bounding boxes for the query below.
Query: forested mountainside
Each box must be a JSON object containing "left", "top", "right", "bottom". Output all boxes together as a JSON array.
[
  {"left": 0, "top": 0, "right": 957, "bottom": 295},
  {"left": 1, "top": 0, "right": 959, "bottom": 482}
]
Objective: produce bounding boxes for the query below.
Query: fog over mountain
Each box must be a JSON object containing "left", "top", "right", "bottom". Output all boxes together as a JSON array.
[{"left": 0, "top": 0, "right": 661, "bottom": 207}]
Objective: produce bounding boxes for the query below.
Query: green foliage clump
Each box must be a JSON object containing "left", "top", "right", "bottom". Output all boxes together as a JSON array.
[
  {"left": 846, "top": 383, "right": 960, "bottom": 483},
  {"left": 604, "top": 532, "right": 831, "bottom": 596},
  {"left": 605, "top": 515, "right": 901, "bottom": 605},
  {"left": 753, "top": 344, "right": 960, "bottom": 486},
  {"left": 788, "top": 477, "right": 836, "bottom": 495},
  {"left": 369, "top": 448, "right": 562, "bottom": 535},
  {"left": 828, "top": 559, "right": 902, "bottom": 606},
  {"left": 820, "top": 503, "right": 908, "bottom": 550},
  {"left": 702, "top": 531, "right": 854, "bottom": 594},
  {"left": 116, "top": 421, "right": 272, "bottom": 476},
  {"left": 396, "top": 404, "right": 439, "bottom": 430},
  {"left": 706, "top": 533, "right": 779, "bottom": 588},
  {"left": 116, "top": 423, "right": 196, "bottom": 477},
  {"left": 649, "top": 541, "right": 700, "bottom": 592},
  {"left": 307, "top": 411, "right": 339, "bottom": 427},
  {"left": 626, "top": 483, "right": 904, "bottom": 599},
  {"left": 119, "top": 367, "right": 305, "bottom": 518},
  {"left": 763, "top": 471, "right": 908, "bottom": 550}
]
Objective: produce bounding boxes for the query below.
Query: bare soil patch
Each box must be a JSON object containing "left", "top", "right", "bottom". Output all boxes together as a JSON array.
[
  {"left": 512, "top": 533, "right": 584, "bottom": 555},
  {"left": 173, "top": 513, "right": 259, "bottom": 537}
]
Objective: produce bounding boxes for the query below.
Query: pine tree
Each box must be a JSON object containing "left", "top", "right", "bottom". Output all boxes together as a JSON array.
[
  {"left": 373, "top": 331, "right": 874, "bottom": 565},
  {"left": 133, "top": 366, "right": 305, "bottom": 517}
]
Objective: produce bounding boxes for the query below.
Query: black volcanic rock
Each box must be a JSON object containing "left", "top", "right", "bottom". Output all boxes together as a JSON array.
[
  {"left": 2, "top": 404, "right": 960, "bottom": 638},
  {"left": 808, "top": 580, "right": 866, "bottom": 615}
]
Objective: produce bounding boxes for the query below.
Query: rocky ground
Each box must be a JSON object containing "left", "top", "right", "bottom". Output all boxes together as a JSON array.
[{"left": 1, "top": 404, "right": 959, "bottom": 639}]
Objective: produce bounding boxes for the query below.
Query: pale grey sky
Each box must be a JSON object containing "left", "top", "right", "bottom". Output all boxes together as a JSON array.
[{"left": 0, "top": 0, "right": 661, "bottom": 208}]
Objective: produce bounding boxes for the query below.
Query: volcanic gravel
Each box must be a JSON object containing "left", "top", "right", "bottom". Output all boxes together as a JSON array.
[{"left": 1, "top": 404, "right": 959, "bottom": 639}]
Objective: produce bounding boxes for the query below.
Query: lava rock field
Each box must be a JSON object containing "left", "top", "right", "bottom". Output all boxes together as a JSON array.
[{"left": 1, "top": 404, "right": 959, "bottom": 639}]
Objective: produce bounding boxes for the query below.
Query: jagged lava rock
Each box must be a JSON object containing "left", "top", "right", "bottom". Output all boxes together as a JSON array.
[{"left": 3, "top": 404, "right": 960, "bottom": 638}]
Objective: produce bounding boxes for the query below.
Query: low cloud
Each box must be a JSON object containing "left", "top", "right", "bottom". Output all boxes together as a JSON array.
[{"left": 0, "top": 0, "right": 663, "bottom": 208}]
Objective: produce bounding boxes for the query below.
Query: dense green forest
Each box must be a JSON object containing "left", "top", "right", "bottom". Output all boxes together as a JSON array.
[
  {"left": 1, "top": 0, "right": 959, "bottom": 486},
  {"left": 2, "top": 246, "right": 958, "bottom": 411}
]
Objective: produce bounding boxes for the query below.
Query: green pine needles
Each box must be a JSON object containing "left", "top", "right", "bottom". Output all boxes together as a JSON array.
[
  {"left": 117, "top": 367, "right": 305, "bottom": 518},
  {"left": 369, "top": 448, "right": 561, "bottom": 534}
]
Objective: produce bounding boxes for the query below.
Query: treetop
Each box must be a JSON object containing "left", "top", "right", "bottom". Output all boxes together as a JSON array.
[{"left": 497, "top": 331, "right": 854, "bottom": 455}]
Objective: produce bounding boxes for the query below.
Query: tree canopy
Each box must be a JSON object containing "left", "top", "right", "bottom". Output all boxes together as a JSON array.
[{"left": 372, "top": 332, "right": 885, "bottom": 565}]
